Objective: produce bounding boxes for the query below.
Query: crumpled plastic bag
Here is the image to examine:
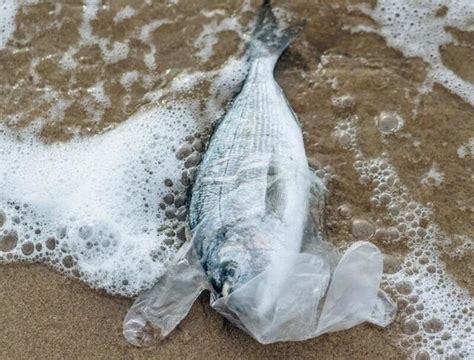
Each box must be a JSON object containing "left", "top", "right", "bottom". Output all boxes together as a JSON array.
[{"left": 123, "top": 169, "right": 396, "bottom": 346}]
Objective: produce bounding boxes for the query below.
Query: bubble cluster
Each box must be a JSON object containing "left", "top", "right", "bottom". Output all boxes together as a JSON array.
[
  {"left": 0, "top": 0, "right": 256, "bottom": 297},
  {"left": 351, "top": 0, "right": 474, "bottom": 106},
  {"left": 0, "top": 104, "right": 200, "bottom": 295},
  {"left": 335, "top": 117, "right": 473, "bottom": 359},
  {"left": 0, "top": 0, "right": 252, "bottom": 296}
]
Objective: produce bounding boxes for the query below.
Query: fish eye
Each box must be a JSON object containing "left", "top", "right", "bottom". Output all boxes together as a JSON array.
[
  {"left": 220, "top": 260, "right": 239, "bottom": 279},
  {"left": 225, "top": 267, "right": 236, "bottom": 277}
]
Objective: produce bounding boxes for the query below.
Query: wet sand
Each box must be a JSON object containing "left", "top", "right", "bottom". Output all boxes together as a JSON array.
[
  {"left": 1, "top": 0, "right": 473, "bottom": 358},
  {"left": 0, "top": 264, "right": 402, "bottom": 359}
]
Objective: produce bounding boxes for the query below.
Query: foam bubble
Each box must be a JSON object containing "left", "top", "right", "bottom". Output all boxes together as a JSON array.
[
  {"left": 376, "top": 111, "right": 404, "bottom": 135},
  {"left": 0, "top": 0, "right": 18, "bottom": 49}
]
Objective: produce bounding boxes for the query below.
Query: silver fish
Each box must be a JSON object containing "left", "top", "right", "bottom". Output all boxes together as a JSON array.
[{"left": 189, "top": 0, "right": 318, "bottom": 298}]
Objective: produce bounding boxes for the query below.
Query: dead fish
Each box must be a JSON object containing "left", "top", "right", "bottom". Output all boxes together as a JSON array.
[
  {"left": 189, "top": 0, "right": 317, "bottom": 299},
  {"left": 123, "top": 0, "right": 395, "bottom": 346}
]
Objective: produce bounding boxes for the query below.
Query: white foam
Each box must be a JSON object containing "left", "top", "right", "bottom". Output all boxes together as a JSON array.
[
  {"left": 457, "top": 138, "right": 474, "bottom": 159},
  {"left": 420, "top": 162, "right": 444, "bottom": 187},
  {"left": 0, "top": 51, "right": 249, "bottom": 296},
  {"left": 59, "top": 48, "right": 78, "bottom": 70},
  {"left": 120, "top": 71, "right": 140, "bottom": 90},
  {"left": 78, "top": 1, "right": 130, "bottom": 64},
  {"left": 194, "top": 17, "right": 244, "bottom": 62},
  {"left": 0, "top": 0, "right": 18, "bottom": 49},
  {"left": 331, "top": 94, "right": 354, "bottom": 109},
  {"left": 350, "top": 1, "right": 474, "bottom": 106},
  {"left": 113, "top": 5, "right": 136, "bottom": 23},
  {"left": 139, "top": 19, "right": 171, "bottom": 42},
  {"left": 144, "top": 45, "right": 157, "bottom": 70},
  {"left": 334, "top": 116, "right": 473, "bottom": 359},
  {"left": 0, "top": 103, "right": 198, "bottom": 295}
]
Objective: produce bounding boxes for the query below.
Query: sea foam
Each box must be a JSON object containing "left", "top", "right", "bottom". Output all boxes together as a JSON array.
[
  {"left": 0, "top": 1, "right": 249, "bottom": 296},
  {"left": 350, "top": 0, "right": 474, "bottom": 107}
]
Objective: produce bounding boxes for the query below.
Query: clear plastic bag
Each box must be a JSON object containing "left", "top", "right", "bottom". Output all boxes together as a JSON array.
[{"left": 123, "top": 166, "right": 396, "bottom": 346}]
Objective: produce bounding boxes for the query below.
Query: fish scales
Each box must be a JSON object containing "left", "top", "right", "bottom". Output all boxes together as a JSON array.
[{"left": 191, "top": 44, "right": 310, "bottom": 289}]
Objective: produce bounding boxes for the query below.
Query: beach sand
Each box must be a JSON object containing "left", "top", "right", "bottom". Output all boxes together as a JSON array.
[
  {"left": 0, "top": 264, "right": 402, "bottom": 359},
  {"left": 0, "top": 1, "right": 472, "bottom": 358}
]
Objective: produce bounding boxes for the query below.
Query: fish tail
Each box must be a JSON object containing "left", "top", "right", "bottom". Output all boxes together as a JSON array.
[{"left": 250, "top": 0, "right": 302, "bottom": 59}]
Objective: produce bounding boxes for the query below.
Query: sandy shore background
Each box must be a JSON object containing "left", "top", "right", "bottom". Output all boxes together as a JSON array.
[{"left": 1, "top": 264, "right": 402, "bottom": 359}]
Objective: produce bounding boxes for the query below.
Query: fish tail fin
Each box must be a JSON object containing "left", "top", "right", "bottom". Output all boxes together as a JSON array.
[{"left": 250, "top": 0, "right": 303, "bottom": 59}]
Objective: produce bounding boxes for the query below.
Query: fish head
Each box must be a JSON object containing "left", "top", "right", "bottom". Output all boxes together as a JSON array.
[{"left": 207, "top": 229, "right": 269, "bottom": 297}]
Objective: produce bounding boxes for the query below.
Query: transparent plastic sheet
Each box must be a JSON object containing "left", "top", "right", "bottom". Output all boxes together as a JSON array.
[{"left": 123, "top": 159, "right": 396, "bottom": 346}]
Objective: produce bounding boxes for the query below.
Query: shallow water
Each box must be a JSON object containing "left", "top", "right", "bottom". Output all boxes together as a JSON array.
[{"left": 0, "top": 0, "right": 472, "bottom": 358}]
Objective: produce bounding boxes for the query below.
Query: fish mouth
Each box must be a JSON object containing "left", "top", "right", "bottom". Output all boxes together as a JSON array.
[
  {"left": 216, "top": 260, "right": 240, "bottom": 297},
  {"left": 222, "top": 281, "right": 233, "bottom": 297}
]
